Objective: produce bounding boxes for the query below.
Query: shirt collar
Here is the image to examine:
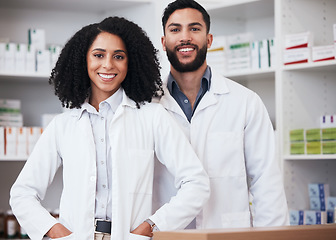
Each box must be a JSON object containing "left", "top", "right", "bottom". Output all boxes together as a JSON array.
[
  {"left": 167, "top": 66, "right": 212, "bottom": 94},
  {"left": 79, "top": 87, "right": 123, "bottom": 119}
]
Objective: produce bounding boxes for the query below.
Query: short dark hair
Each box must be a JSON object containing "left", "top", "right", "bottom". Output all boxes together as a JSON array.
[
  {"left": 162, "top": 0, "right": 210, "bottom": 34},
  {"left": 49, "top": 16, "right": 163, "bottom": 109}
]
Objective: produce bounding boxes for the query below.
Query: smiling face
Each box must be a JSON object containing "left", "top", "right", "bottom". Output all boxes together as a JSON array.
[
  {"left": 87, "top": 32, "right": 128, "bottom": 104},
  {"left": 162, "top": 8, "right": 213, "bottom": 73}
]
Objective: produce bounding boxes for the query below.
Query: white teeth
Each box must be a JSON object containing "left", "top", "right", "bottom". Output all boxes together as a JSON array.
[
  {"left": 99, "top": 73, "right": 115, "bottom": 79},
  {"left": 178, "top": 48, "right": 194, "bottom": 52}
]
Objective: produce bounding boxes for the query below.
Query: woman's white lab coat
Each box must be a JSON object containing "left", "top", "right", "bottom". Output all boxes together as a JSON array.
[
  {"left": 153, "top": 70, "right": 289, "bottom": 229},
  {"left": 10, "top": 90, "right": 210, "bottom": 240}
]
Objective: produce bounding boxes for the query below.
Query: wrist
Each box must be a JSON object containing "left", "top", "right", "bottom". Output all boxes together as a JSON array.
[{"left": 144, "top": 219, "right": 159, "bottom": 232}]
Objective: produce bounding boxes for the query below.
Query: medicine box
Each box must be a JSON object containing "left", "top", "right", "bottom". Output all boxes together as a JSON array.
[
  {"left": 310, "top": 196, "right": 326, "bottom": 211},
  {"left": 304, "top": 210, "right": 326, "bottom": 225},
  {"left": 312, "top": 45, "right": 335, "bottom": 62},
  {"left": 17, "top": 127, "right": 28, "bottom": 157},
  {"left": 259, "top": 39, "right": 270, "bottom": 69},
  {"left": 327, "top": 211, "right": 334, "bottom": 224},
  {"left": 305, "top": 128, "right": 321, "bottom": 142},
  {"left": 322, "top": 128, "right": 336, "bottom": 140},
  {"left": 5, "top": 127, "right": 17, "bottom": 156},
  {"left": 25, "top": 45, "right": 36, "bottom": 73},
  {"left": 27, "top": 127, "right": 43, "bottom": 155},
  {"left": 290, "top": 142, "right": 305, "bottom": 154},
  {"left": 283, "top": 47, "right": 310, "bottom": 65},
  {"left": 0, "top": 42, "right": 6, "bottom": 71},
  {"left": 28, "top": 28, "right": 46, "bottom": 51},
  {"left": 290, "top": 129, "right": 304, "bottom": 142},
  {"left": 308, "top": 183, "right": 329, "bottom": 198},
  {"left": 306, "top": 141, "right": 321, "bottom": 154},
  {"left": 5, "top": 43, "right": 16, "bottom": 72},
  {"left": 285, "top": 31, "right": 313, "bottom": 50},
  {"left": 322, "top": 141, "right": 336, "bottom": 154},
  {"left": 333, "top": 23, "right": 336, "bottom": 43},
  {"left": 0, "top": 99, "right": 21, "bottom": 113},
  {"left": 15, "top": 43, "right": 26, "bottom": 73},
  {"left": 327, "top": 196, "right": 336, "bottom": 211},
  {"left": 290, "top": 210, "right": 304, "bottom": 225},
  {"left": 0, "top": 126, "right": 4, "bottom": 157}
]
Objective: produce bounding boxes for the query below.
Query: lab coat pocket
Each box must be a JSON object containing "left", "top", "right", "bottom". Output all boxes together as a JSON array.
[
  {"left": 49, "top": 233, "right": 74, "bottom": 240},
  {"left": 128, "top": 149, "right": 154, "bottom": 194},
  {"left": 221, "top": 211, "right": 251, "bottom": 228},
  {"left": 128, "top": 233, "right": 151, "bottom": 240},
  {"left": 206, "top": 131, "right": 245, "bottom": 178}
]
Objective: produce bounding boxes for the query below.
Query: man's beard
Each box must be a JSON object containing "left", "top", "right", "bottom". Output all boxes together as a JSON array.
[{"left": 166, "top": 43, "right": 207, "bottom": 73}]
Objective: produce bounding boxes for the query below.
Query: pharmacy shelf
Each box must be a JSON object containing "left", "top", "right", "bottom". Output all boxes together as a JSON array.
[
  {"left": 0, "top": 72, "right": 49, "bottom": 82},
  {"left": 284, "top": 155, "right": 336, "bottom": 161},
  {"left": 0, "top": 0, "right": 152, "bottom": 13},
  {"left": 282, "top": 60, "right": 336, "bottom": 72},
  {"left": 225, "top": 68, "right": 275, "bottom": 82},
  {"left": 0, "top": 156, "right": 27, "bottom": 161}
]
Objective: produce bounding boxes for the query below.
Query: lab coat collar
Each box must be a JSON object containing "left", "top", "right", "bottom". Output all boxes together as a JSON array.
[
  {"left": 70, "top": 88, "right": 137, "bottom": 120},
  {"left": 159, "top": 69, "right": 230, "bottom": 115}
]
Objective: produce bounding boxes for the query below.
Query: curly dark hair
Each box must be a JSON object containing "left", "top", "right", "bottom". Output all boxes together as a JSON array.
[{"left": 49, "top": 16, "right": 163, "bottom": 109}]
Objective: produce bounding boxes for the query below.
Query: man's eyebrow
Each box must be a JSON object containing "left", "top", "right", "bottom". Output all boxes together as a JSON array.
[{"left": 167, "top": 22, "right": 203, "bottom": 28}]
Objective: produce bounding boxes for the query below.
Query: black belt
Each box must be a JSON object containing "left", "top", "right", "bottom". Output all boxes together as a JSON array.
[{"left": 95, "top": 219, "right": 111, "bottom": 234}]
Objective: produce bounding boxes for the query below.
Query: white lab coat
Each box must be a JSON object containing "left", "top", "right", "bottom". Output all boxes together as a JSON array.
[
  {"left": 10, "top": 90, "right": 210, "bottom": 240},
  {"left": 153, "top": 70, "right": 289, "bottom": 229}
]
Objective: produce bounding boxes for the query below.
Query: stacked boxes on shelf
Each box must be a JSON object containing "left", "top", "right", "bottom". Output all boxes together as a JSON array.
[
  {"left": 290, "top": 183, "right": 336, "bottom": 225},
  {"left": 0, "top": 99, "right": 23, "bottom": 127},
  {"left": 289, "top": 115, "right": 336, "bottom": 155},
  {"left": 207, "top": 33, "right": 275, "bottom": 75},
  {"left": 0, "top": 28, "right": 62, "bottom": 74},
  {"left": 284, "top": 24, "right": 336, "bottom": 65},
  {"left": 283, "top": 31, "right": 312, "bottom": 65},
  {"left": 0, "top": 126, "right": 43, "bottom": 158}
]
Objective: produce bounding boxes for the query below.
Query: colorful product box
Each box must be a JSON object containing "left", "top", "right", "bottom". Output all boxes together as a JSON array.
[
  {"left": 290, "top": 142, "right": 305, "bottom": 154},
  {"left": 0, "top": 126, "right": 4, "bottom": 157},
  {"left": 285, "top": 31, "right": 313, "bottom": 50},
  {"left": 312, "top": 45, "right": 335, "bottom": 62},
  {"left": 283, "top": 47, "right": 310, "bottom": 65},
  {"left": 322, "top": 141, "right": 336, "bottom": 154},
  {"left": 310, "top": 196, "right": 326, "bottom": 211},
  {"left": 5, "top": 127, "right": 17, "bottom": 156},
  {"left": 290, "top": 129, "right": 305, "bottom": 142},
  {"left": 305, "top": 128, "right": 321, "bottom": 142},
  {"left": 308, "top": 183, "right": 329, "bottom": 198},
  {"left": 327, "top": 196, "right": 336, "bottom": 211},
  {"left": 322, "top": 128, "right": 336, "bottom": 140},
  {"left": 306, "top": 141, "right": 321, "bottom": 154},
  {"left": 290, "top": 210, "right": 304, "bottom": 225},
  {"left": 27, "top": 127, "right": 43, "bottom": 155},
  {"left": 304, "top": 210, "right": 326, "bottom": 225}
]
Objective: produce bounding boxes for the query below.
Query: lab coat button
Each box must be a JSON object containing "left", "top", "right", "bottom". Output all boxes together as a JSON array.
[{"left": 90, "top": 176, "right": 95, "bottom": 182}]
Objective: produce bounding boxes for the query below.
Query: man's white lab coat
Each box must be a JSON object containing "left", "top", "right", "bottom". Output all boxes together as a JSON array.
[{"left": 153, "top": 70, "right": 289, "bottom": 228}]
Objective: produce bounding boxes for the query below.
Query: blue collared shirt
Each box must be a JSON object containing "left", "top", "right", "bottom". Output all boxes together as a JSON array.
[
  {"left": 167, "top": 66, "right": 211, "bottom": 122},
  {"left": 81, "top": 88, "right": 123, "bottom": 221}
]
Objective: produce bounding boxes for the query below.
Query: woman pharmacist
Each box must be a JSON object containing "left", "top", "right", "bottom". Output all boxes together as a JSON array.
[{"left": 9, "top": 16, "right": 209, "bottom": 240}]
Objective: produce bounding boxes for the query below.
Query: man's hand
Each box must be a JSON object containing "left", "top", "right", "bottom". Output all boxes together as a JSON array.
[
  {"left": 131, "top": 221, "right": 153, "bottom": 237},
  {"left": 46, "top": 223, "right": 72, "bottom": 239}
]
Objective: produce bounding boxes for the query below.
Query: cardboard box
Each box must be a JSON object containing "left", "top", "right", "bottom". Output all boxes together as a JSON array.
[
  {"left": 312, "top": 45, "right": 335, "bottom": 62},
  {"left": 305, "top": 128, "right": 321, "bottom": 142},
  {"left": 28, "top": 28, "right": 46, "bottom": 51},
  {"left": 285, "top": 31, "right": 313, "bottom": 49},
  {"left": 0, "top": 126, "right": 4, "bottom": 157},
  {"left": 322, "top": 141, "right": 336, "bottom": 154},
  {"left": 283, "top": 47, "right": 310, "bottom": 65},
  {"left": 308, "top": 183, "right": 329, "bottom": 198},
  {"left": 306, "top": 141, "right": 321, "bottom": 154},
  {"left": 322, "top": 128, "right": 336, "bottom": 140},
  {"left": 290, "top": 142, "right": 305, "bottom": 154},
  {"left": 290, "top": 129, "right": 305, "bottom": 142},
  {"left": 290, "top": 209, "right": 305, "bottom": 225}
]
